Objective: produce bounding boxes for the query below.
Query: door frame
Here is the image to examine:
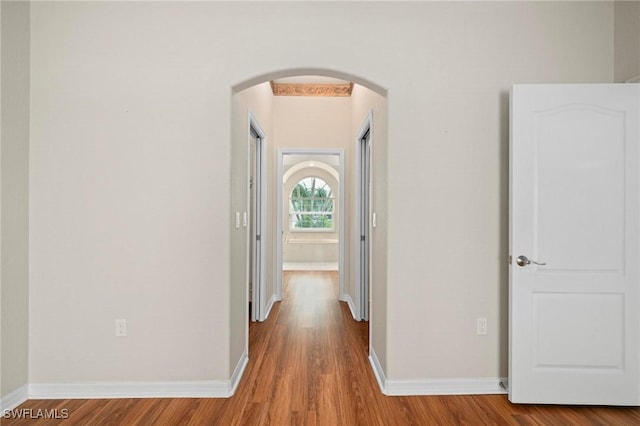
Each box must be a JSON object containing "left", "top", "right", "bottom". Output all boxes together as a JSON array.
[
  {"left": 355, "top": 112, "right": 373, "bottom": 321},
  {"left": 276, "top": 148, "right": 346, "bottom": 300},
  {"left": 248, "top": 110, "right": 267, "bottom": 322}
]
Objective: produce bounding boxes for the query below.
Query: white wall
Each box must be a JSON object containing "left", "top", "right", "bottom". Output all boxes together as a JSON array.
[
  {"left": 615, "top": 1, "right": 640, "bottom": 82},
  {"left": 30, "top": 2, "right": 235, "bottom": 384},
  {"left": 351, "top": 84, "right": 388, "bottom": 371},
  {"left": 274, "top": 96, "right": 351, "bottom": 274},
  {"left": 1, "top": 0, "right": 3, "bottom": 403},
  {"left": 273, "top": 96, "right": 352, "bottom": 151},
  {"left": 1, "top": 0, "right": 30, "bottom": 403},
  {"left": 230, "top": 82, "right": 273, "bottom": 374},
  {"left": 28, "top": 1, "right": 615, "bottom": 390},
  {"left": 383, "top": 1, "right": 612, "bottom": 380}
]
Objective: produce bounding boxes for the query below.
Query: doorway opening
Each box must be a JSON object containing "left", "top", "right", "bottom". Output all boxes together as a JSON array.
[
  {"left": 355, "top": 113, "right": 372, "bottom": 321},
  {"left": 277, "top": 150, "right": 346, "bottom": 300},
  {"left": 230, "top": 69, "right": 388, "bottom": 373},
  {"left": 249, "top": 112, "right": 267, "bottom": 322}
]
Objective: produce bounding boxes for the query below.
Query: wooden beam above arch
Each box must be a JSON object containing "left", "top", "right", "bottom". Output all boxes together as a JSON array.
[{"left": 270, "top": 81, "right": 354, "bottom": 97}]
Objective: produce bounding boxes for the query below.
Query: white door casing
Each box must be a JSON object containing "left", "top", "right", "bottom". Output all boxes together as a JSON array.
[
  {"left": 276, "top": 149, "right": 346, "bottom": 301},
  {"left": 356, "top": 112, "right": 372, "bottom": 321},
  {"left": 249, "top": 111, "right": 267, "bottom": 322},
  {"left": 509, "top": 84, "right": 640, "bottom": 405}
]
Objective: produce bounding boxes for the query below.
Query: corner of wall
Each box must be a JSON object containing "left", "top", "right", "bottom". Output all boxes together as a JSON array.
[
  {"left": 0, "top": 0, "right": 4, "bottom": 407},
  {"left": 350, "top": 84, "right": 389, "bottom": 384},
  {"left": 1, "top": 0, "right": 30, "bottom": 404},
  {"left": 229, "top": 81, "right": 274, "bottom": 382},
  {"left": 368, "top": 346, "right": 387, "bottom": 395},
  {"left": 0, "top": 385, "right": 28, "bottom": 413},
  {"left": 614, "top": 0, "right": 640, "bottom": 82}
]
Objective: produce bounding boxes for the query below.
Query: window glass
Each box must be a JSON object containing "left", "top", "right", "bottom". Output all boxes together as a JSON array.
[{"left": 289, "top": 177, "right": 334, "bottom": 230}]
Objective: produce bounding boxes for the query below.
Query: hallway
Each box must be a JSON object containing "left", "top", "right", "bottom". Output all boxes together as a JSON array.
[{"left": 6, "top": 272, "right": 640, "bottom": 424}]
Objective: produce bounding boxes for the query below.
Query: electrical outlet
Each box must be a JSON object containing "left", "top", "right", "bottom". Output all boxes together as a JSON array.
[
  {"left": 115, "top": 319, "right": 127, "bottom": 337},
  {"left": 476, "top": 317, "right": 488, "bottom": 335}
]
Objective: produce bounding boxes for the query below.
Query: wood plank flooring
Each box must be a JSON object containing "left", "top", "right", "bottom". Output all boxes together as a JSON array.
[{"left": 5, "top": 271, "right": 640, "bottom": 425}]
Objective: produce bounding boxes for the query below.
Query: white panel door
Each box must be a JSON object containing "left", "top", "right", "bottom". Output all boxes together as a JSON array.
[{"left": 509, "top": 84, "right": 640, "bottom": 405}]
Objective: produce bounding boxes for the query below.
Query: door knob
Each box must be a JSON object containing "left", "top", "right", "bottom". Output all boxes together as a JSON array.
[{"left": 516, "top": 255, "right": 546, "bottom": 267}]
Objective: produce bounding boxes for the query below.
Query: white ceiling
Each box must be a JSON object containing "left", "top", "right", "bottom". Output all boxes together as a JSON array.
[
  {"left": 273, "top": 76, "right": 351, "bottom": 85},
  {"left": 282, "top": 154, "right": 341, "bottom": 168}
]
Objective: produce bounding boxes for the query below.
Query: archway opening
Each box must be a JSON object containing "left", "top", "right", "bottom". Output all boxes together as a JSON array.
[{"left": 229, "top": 69, "right": 388, "bottom": 380}]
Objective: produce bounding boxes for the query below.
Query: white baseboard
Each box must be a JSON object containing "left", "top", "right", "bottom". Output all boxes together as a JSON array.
[
  {"left": 29, "top": 380, "right": 233, "bottom": 400},
  {"left": 229, "top": 350, "right": 248, "bottom": 395},
  {"left": 28, "top": 353, "right": 251, "bottom": 400},
  {"left": 368, "top": 349, "right": 506, "bottom": 396},
  {"left": 0, "top": 384, "right": 28, "bottom": 412},
  {"left": 385, "top": 377, "right": 508, "bottom": 396},
  {"left": 368, "top": 347, "right": 387, "bottom": 394},
  {"left": 341, "top": 294, "right": 358, "bottom": 320},
  {"left": 263, "top": 294, "right": 279, "bottom": 320}
]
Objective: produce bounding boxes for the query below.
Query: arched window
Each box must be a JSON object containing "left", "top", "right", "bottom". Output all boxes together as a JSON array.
[{"left": 289, "top": 177, "right": 334, "bottom": 230}]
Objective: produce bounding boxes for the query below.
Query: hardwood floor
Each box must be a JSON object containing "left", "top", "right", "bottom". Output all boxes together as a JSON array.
[{"left": 5, "top": 271, "right": 640, "bottom": 425}]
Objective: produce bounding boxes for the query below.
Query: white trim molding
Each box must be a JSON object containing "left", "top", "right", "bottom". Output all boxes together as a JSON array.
[
  {"left": 28, "top": 381, "right": 233, "bottom": 400},
  {"left": 384, "top": 377, "right": 509, "bottom": 396},
  {"left": 369, "top": 347, "right": 387, "bottom": 394},
  {"left": 248, "top": 110, "right": 268, "bottom": 323},
  {"left": 229, "top": 350, "right": 249, "bottom": 395},
  {"left": 369, "top": 348, "right": 506, "bottom": 396},
  {"left": 0, "top": 384, "right": 29, "bottom": 412},
  {"left": 341, "top": 294, "right": 358, "bottom": 320},
  {"left": 263, "top": 294, "right": 279, "bottom": 321},
  {"left": 354, "top": 111, "right": 373, "bottom": 322},
  {"left": 24, "top": 352, "right": 250, "bottom": 400}
]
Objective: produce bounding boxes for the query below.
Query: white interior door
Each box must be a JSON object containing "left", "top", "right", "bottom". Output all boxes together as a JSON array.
[{"left": 509, "top": 84, "right": 640, "bottom": 405}]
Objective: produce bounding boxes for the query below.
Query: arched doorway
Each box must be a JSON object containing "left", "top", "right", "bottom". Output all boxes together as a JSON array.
[{"left": 230, "top": 69, "right": 388, "bottom": 381}]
